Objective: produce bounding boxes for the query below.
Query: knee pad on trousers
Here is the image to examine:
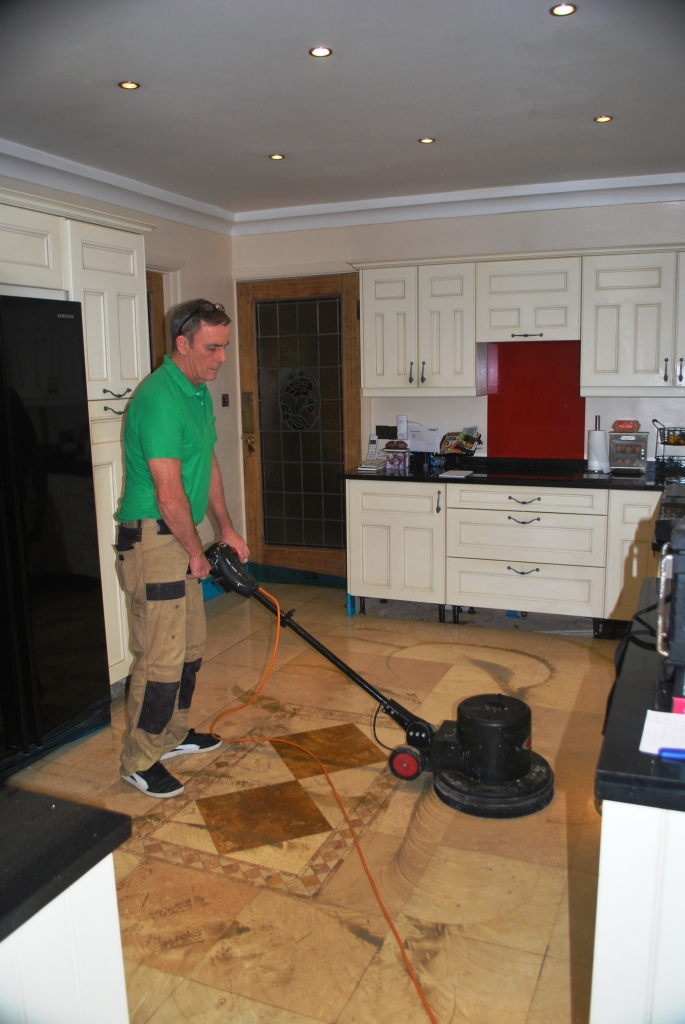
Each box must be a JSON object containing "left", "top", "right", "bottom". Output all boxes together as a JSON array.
[
  {"left": 179, "top": 658, "right": 202, "bottom": 711},
  {"left": 137, "top": 680, "right": 180, "bottom": 734}
]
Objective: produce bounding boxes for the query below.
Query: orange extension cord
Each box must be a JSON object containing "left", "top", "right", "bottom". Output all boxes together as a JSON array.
[{"left": 210, "top": 586, "right": 438, "bottom": 1024}]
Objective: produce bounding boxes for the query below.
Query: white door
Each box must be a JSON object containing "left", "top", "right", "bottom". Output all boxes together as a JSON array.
[
  {"left": 89, "top": 400, "right": 133, "bottom": 685},
  {"left": 68, "top": 221, "right": 150, "bottom": 401},
  {"left": 346, "top": 480, "right": 445, "bottom": 602},
  {"left": 418, "top": 263, "right": 476, "bottom": 392},
  {"left": 581, "top": 252, "right": 676, "bottom": 394},
  {"left": 603, "top": 491, "right": 660, "bottom": 621},
  {"left": 476, "top": 257, "right": 581, "bottom": 343},
  {"left": 0, "top": 204, "right": 64, "bottom": 290},
  {"left": 361, "top": 267, "right": 418, "bottom": 392}
]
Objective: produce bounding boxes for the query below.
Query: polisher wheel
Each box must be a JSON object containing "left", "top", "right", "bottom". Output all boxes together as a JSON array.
[{"left": 389, "top": 745, "right": 424, "bottom": 780}]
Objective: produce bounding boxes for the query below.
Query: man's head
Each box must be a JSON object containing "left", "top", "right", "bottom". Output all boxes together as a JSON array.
[{"left": 170, "top": 298, "right": 231, "bottom": 385}]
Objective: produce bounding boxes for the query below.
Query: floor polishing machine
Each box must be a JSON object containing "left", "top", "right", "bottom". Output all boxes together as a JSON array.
[{"left": 207, "top": 543, "right": 554, "bottom": 818}]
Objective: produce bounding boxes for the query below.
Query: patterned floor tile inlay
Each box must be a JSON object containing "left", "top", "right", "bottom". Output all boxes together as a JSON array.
[{"left": 271, "top": 722, "right": 386, "bottom": 779}]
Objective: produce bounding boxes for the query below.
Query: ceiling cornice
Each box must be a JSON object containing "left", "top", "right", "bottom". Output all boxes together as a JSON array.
[{"left": 0, "top": 136, "right": 684, "bottom": 238}]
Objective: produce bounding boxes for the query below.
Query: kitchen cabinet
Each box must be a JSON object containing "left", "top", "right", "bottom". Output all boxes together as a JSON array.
[
  {"left": 361, "top": 266, "right": 418, "bottom": 393},
  {"left": 676, "top": 251, "right": 685, "bottom": 389},
  {"left": 603, "top": 491, "right": 660, "bottom": 621},
  {"left": 89, "top": 400, "right": 133, "bottom": 685},
  {"left": 580, "top": 252, "right": 677, "bottom": 395},
  {"left": 476, "top": 257, "right": 581, "bottom": 343},
  {"left": 417, "top": 263, "right": 477, "bottom": 393},
  {"left": 67, "top": 221, "right": 150, "bottom": 402},
  {"left": 446, "top": 508, "right": 607, "bottom": 568},
  {"left": 346, "top": 479, "right": 445, "bottom": 602},
  {"left": 0, "top": 204, "right": 64, "bottom": 291},
  {"left": 446, "top": 558, "right": 605, "bottom": 618}
]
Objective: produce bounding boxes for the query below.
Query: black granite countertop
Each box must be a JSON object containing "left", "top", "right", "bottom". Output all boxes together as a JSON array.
[
  {"left": 346, "top": 457, "right": 665, "bottom": 491},
  {"left": 0, "top": 785, "right": 131, "bottom": 943},
  {"left": 595, "top": 579, "right": 685, "bottom": 812}
]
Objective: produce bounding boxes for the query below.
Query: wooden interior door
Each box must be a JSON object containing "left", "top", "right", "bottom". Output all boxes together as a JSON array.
[
  {"left": 237, "top": 274, "right": 360, "bottom": 577},
  {"left": 146, "top": 270, "right": 167, "bottom": 371}
]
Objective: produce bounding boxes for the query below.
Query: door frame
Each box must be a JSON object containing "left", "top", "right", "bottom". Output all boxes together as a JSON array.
[{"left": 236, "top": 273, "right": 360, "bottom": 576}]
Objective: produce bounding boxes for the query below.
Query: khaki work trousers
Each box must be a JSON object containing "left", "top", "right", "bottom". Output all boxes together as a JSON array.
[{"left": 116, "top": 519, "right": 206, "bottom": 776}]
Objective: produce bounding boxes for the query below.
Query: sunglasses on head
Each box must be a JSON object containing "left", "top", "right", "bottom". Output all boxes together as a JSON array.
[{"left": 177, "top": 302, "right": 225, "bottom": 338}]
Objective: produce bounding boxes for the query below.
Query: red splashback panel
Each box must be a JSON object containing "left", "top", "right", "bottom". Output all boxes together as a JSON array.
[{"left": 486, "top": 340, "right": 585, "bottom": 458}]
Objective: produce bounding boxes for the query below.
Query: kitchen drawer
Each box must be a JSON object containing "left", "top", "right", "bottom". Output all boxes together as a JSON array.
[
  {"left": 446, "top": 508, "right": 607, "bottom": 567},
  {"left": 348, "top": 479, "right": 442, "bottom": 517},
  {"left": 446, "top": 557, "right": 605, "bottom": 617},
  {"left": 445, "top": 483, "right": 608, "bottom": 515},
  {"left": 88, "top": 399, "right": 128, "bottom": 444}
]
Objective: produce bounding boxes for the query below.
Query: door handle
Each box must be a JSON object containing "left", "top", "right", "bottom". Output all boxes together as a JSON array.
[
  {"left": 103, "top": 405, "right": 125, "bottom": 415},
  {"left": 420, "top": 361, "right": 426, "bottom": 384},
  {"left": 507, "top": 516, "right": 541, "bottom": 525},
  {"left": 507, "top": 565, "right": 540, "bottom": 575},
  {"left": 508, "top": 495, "right": 542, "bottom": 505},
  {"left": 436, "top": 489, "right": 442, "bottom": 513},
  {"left": 408, "top": 361, "right": 414, "bottom": 384},
  {"left": 664, "top": 357, "right": 669, "bottom": 382},
  {"left": 510, "top": 333, "right": 543, "bottom": 338},
  {"left": 103, "top": 387, "right": 132, "bottom": 398},
  {"left": 244, "top": 435, "right": 255, "bottom": 455}
]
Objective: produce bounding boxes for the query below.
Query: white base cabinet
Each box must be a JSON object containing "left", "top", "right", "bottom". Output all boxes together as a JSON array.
[
  {"left": 603, "top": 491, "right": 661, "bottom": 621},
  {"left": 446, "top": 558, "right": 605, "bottom": 618},
  {"left": 346, "top": 480, "right": 445, "bottom": 603}
]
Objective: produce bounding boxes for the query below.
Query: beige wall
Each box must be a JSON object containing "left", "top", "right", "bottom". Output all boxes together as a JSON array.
[{"left": 0, "top": 173, "right": 246, "bottom": 537}]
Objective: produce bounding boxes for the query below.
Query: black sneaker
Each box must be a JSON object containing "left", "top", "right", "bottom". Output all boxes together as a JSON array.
[
  {"left": 160, "top": 729, "right": 222, "bottom": 760},
  {"left": 124, "top": 761, "right": 185, "bottom": 798}
]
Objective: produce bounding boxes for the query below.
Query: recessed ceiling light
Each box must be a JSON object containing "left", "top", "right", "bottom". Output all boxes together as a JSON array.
[
  {"left": 594, "top": 114, "right": 613, "bottom": 123},
  {"left": 269, "top": 153, "right": 285, "bottom": 160},
  {"left": 419, "top": 137, "right": 435, "bottom": 145},
  {"left": 118, "top": 80, "right": 140, "bottom": 90},
  {"left": 309, "top": 46, "right": 332, "bottom": 57},
  {"left": 550, "top": 3, "right": 576, "bottom": 15}
]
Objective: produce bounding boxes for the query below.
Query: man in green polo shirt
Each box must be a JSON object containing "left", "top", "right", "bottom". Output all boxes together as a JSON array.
[{"left": 116, "top": 298, "right": 249, "bottom": 798}]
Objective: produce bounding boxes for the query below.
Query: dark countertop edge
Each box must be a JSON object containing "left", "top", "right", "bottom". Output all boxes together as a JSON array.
[
  {"left": 0, "top": 787, "right": 131, "bottom": 944},
  {"left": 595, "top": 772, "right": 685, "bottom": 812},
  {"left": 344, "top": 471, "right": 662, "bottom": 491}
]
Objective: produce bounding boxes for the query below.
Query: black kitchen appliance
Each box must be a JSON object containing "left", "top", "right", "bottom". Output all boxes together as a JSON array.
[
  {"left": 207, "top": 543, "right": 554, "bottom": 818},
  {"left": 0, "top": 296, "right": 111, "bottom": 778}
]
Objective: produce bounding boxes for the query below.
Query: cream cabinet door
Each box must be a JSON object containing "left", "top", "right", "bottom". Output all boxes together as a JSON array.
[
  {"left": 675, "top": 252, "right": 685, "bottom": 389},
  {"left": 347, "top": 480, "right": 445, "bottom": 602},
  {"left": 361, "top": 267, "right": 418, "bottom": 392},
  {"left": 476, "top": 257, "right": 581, "bottom": 343},
  {"left": 580, "top": 252, "right": 676, "bottom": 394},
  {"left": 68, "top": 221, "right": 150, "bottom": 401},
  {"left": 417, "top": 263, "right": 476, "bottom": 393},
  {"left": 446, "top": 558, "right": 605, "bottom": 617},
  {"left": 89, "top": 400, "right": 133, "bottom": 685},
  {"left": 0, "top": 204, "right": 64, "bottom": 290},
  {"left": 604, "top": 491, "right": 661, "bottom": 621}
]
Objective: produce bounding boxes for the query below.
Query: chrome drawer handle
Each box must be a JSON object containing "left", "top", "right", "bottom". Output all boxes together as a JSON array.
[
  {"left": 508, "top": 496, "right": 541, "bottom": 505},
  {"left": 511, "top": 333, "right": 543, "bottom": 338},
  {"left": 103, "top": 387, "right": 132, "bottom": 398},
  {"left": 436, "top": 489, "right": 442, "bottom": 513},
  {"left": 103, "top": 405, "right": 125, "bottom": 415},
  {"left": 507, "top": 566, "right": 540, "bottom": 575},
  {"left": 508, "top": 516, "right": 541, "bottom": 525}
]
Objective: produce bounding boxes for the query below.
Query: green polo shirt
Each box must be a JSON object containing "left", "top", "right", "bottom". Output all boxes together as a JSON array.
[{"left": 117, "top": 355, "right": 217, "bottom": 525}]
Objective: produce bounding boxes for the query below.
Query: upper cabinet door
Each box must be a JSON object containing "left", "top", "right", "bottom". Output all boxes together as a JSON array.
[
  {"left": 418, "top": 263, "right": 476, "bottom": 391},
  {"left": 361, "top": 267, "right": 418, "bottom": 391},
  {"left": 675, "top": 253, "right": 685, "bottom": 389},
  {"left": 580, "top": 252, "right": 676, "bottom": 393},
  {"left": 0, "top": 205, "right": 64, "bottom": 290},
  {"left": 476, "top": 257, "right": 581, "bottom": 343},
  {"left": 67, "top": 221, "right": 150, "bottom": 401}
]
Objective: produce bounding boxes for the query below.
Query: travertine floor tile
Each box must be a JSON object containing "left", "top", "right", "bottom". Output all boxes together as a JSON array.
[
  {"left": 147, "top": 978, "right": 326, "bottom": 1024},
  {"left": 546, "top": 871, "right": 598, "bottom": 966},
  {"left": 114, "top": 849, "right": 142, "bottom": 882},
  {"left": 402, "top": 845, "right": 566, "bottom": 956},
  {"left": 125, "top": 961, "right": 182, "bottom": 1024},
  {"left": 338, "top": 915, "right": 543, "bottom": 1024},
  {"left": 526, "top": 955, "right": 592, "bottom": 1024},
  {"left": 190, "top": 888, "right": 386, "bottom": 1022}
]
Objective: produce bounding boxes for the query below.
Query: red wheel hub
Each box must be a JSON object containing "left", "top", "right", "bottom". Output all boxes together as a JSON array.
[{"left": 392, "top": 752, "right": 419, "bottom": 778}]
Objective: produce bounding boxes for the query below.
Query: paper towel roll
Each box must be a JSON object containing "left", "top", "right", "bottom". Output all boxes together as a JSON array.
[{"left": 587, "top": 430, "right": 610, "bottom": 473}]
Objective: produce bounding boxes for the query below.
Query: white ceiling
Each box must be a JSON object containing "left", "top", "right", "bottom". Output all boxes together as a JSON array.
[{"left": 0, "top": 0, "right": 683, "bottom": 216}]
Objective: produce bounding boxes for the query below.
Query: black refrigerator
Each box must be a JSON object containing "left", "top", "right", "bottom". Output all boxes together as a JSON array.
[{"left": 0, "top": 295, "right": 111, "bottom": 778}]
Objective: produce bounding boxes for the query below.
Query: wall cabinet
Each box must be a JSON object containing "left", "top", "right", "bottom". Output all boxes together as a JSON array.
[
  {"left": 361, "top": 267, "right": 418, "bottom": 392},
  {"left": 580, "top": 252, "right": 677, "bottom": 395},
  {"left": 89, "top": 401, "right": 133, "bottom": 685},
  {"left": 417, "top": 263, "right": 477, "bottom": 393},
  {"left": 476, "top": 257, "right": 581, "bottom": 343},
  {"left": 346, "top": 480, "right": 445, "bottom": 602},
  {"left": 68, "top": 221, "right": 150, "bottom": 401},
  {"left": 0, "top": 205, "right": 64, "bottom": 291},
  {"left": 604, "top": 491, "right": 660, "bottom": 621}
]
